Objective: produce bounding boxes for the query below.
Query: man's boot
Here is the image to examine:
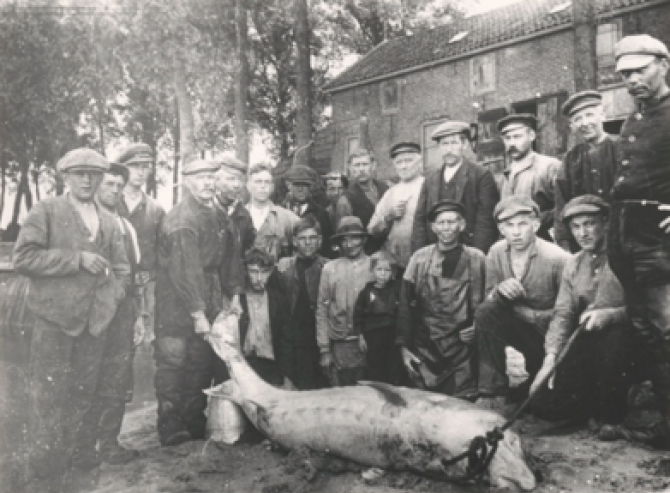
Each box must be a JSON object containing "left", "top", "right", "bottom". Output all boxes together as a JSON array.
[
  {"left": 98, "top": 398, "right": 140, "bottom": 465},
  {"left": 157, "top": 398, "right": 191, "bottom": 447}
]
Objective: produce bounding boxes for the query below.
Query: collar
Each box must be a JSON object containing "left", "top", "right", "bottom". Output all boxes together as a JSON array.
[{"left": 639, "top": 89, "right": 670, "bottom": 111}]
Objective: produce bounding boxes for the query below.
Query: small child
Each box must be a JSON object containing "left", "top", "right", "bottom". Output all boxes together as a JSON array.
[{"left": 353, "top": 251, "right": 400, "bottom": 384}]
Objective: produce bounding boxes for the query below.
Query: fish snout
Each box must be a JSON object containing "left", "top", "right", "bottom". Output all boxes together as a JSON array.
[{"left": 488, "top": 433, "right": 537, "bottom": 491}]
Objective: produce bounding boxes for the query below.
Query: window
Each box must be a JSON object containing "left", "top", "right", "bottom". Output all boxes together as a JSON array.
[
  {"left": 597, "top": 21, "right": 622, "bottom": 87},
  {"left": 380, "top": 80, "right": 401, "bottom": 114},
  {"left": 470, "top": 53, "right": 496, "bottom": 95}
]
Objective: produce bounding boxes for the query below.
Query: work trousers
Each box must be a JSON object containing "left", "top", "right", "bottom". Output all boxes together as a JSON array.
[
  {"left": 532, "top": 323, "right": 634, "bottom": 424},
  {"left": 27, "top": 318, "right": 106, "bottom": 482},
  {"left": 363, "top": 328, "right": 399, "bottom": 385},
  {"left": 476, "top": 298, "right": 545, "bottom": 398},
  {"left": 153, "top": 335, "right": 216, "bottom": 442},
  {"left": 283, "top": 343, "right": 325, "bottom": 390}
]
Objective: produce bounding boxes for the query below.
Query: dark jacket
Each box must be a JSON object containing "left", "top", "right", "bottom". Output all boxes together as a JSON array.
[
  {"left": 353, "top": 281, "right": 400, "bottom": 334},
  {"left": 229, "top": 200, "right": 256, "bottom": 254},
  {"left": 238, "top": 273, "right": 291, "bottom": 379},
  {"left": 277, "top": 254, "right": 328, "bottom": 318},
  {"left": 13, "top": 195, "right": 131, "bottom": 337},
  {"left": 412, "top": 160, "right": 499, "bottom": 254},
  {"left": 118, "top": 192, "right": 165, "bottom": 275}
]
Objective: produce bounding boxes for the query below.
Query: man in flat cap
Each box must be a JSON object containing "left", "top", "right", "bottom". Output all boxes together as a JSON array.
[
  {"left": 317, "top": 217, "right": 375, "bottom": 386},
  {"left": 116, "top": 143, "right": 166, "bottom": 343},
  {"left": 215, "top": 153, "right": 256, "bottom": 253},
  {"left": 323, "top": 172, "right": 349, "bottom": 230},
  {"left": 153, "top": 159, "right": 244, "bottom": 446},
  {"left": 334, "top": 149, "right": 389, "bottom": 254},
  {"left": 412, "top": 121, "right": 499, "bottom": 256},
  {"left": 554, "top": 92, "right": 620, "bottom": 252},
  {"left": 14, "top": 148, "right": 131, "bottom": 492},
  {"left": 606, "top": 34, "right": 670, "bottom": 449},
  {"left": 529, "top": 195, "right": 633, "bottom": 434},
  {"left": 475, "top": 196, "right": 569, "bottom": 411},
  {"left": 276, "top": 217, "right": 329, "bottom": 389},
  {"left": 368, "top": 142, "right": 425, "bottom": 275},
  {"left": 72, "top": 163, "right": 145, "bottom": 471},
  {"left": 497, "top": 114, "right": 561, "bottom": 242},
  {"left": 397, "top": 200, "right": 486, "bottom": 399},
  {"left": 282, "top": 165, "right": 334, "bottom": 258}
]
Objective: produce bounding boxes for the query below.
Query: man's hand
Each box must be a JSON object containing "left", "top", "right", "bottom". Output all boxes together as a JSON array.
[
  {"left": 192, "top": 311, "right": 211, "bottom": 336},
  {"left": 659, "top": 204, "right": 670, "bottom": 234},
  {"left": 320, "top": 352, "right": 333, "bottom": 373},
  {"left": 358, "top": 334, "right": 368, "bottom": 353},
  {"left": 133, "top": 317, "right": 146, "bottom": 346},
  {"left": 401, "top": 346, "right": 421, "bottom": 379},
  {"left": 229, "top": 295, "right": 243, "bottom": 317},
  {"left": 530, "top": 354, "right": 556, "bottom": 394},
  {"left": 80, "top": 252, "right": 109, "bottom": 275},
  {"left": 459, "top": 326, "right": 476, "bottom": 345},
  {"left": 387, "top": 198, "right": 409, "bottom": 221},
  {"left": 580, "top": 308, "right": 615, "bottom": 331},
  {"left": 497, "top": 279, "right": 526, "bottom": 301}
]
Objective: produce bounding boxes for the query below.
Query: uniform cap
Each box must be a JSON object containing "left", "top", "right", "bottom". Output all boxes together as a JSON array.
[
  {"left": 562, "top": 91, "right": 603, "bottom": 117},
  {"left": 217, "top": 153, "right": 248, "bottom": 174},
  {"left": 430, "top": 121, "right": 470, "bottom": 142},
  {"left": 615, "top": 34, "right": 669, "bottom": 72},
  {"left": 117, "top": 143, "right": 153, "bottom": 166},
  {"left": 428, "top": 200, "right": 466, "bottom": 222},
  {"left": 330, "top": 216, "right": 370, "bottom": 242},
  {"left": 390, "top": 141, "right": 421, "bottom": 158},
  {"left": 57, "top": 148, "right": 109, "bottom": 173},
  {"left": 284, "top": 165, "right": 316, "bottom": 185},
  {"left": 561, "top": 194, "right": 610, "bottom": 223},
  {"left": 181, "top": 159, "right": 220, "bottom": 175},
  {"left": 497, "top": 114, "right": 538, "bottom": 133},
  {"left": 494, "top": 196, "right": 540, "bottom": 222}
]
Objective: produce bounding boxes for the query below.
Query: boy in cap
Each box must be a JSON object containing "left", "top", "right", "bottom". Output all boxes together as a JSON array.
[
  {"left": 368, "top": 142, "right": 425, "bottom": 275},
  {"left": 397, "top": 200, "right": 486, "bottom": 399},
  {"left": 276, "top": 217, "right": 329, "bottom": 389},
  {"left": 153, "top": 159, "right": 244, "bottom": 446},
  {"left": 606, "top": 34, "right": 670, "bottom": 449},
  {"left": 14, "top": 148, "right": 131, "bottom": 492},
  {"left": 497, "top": 114, "right": 561, "bottom": 242},
  {"left": 554, "top": 91, "right": 620, "bottom": 252},
  {"left": 215, "top": 154, "right": 256, "bottom": 252},
  {"left": 475, "top": 196, "right": 569, "bottom": 410},
  {"left": 116, "top": 143, "right": 166, "bottom": 343},
  {"left": 412, "top": 121, "right": 499, "bottom": 255},
  {"left": 283, "top": 165, "right": 334, "bottom": 258},
  {"left": 317, "top": 216, "right": 375, "bottom": 386},
  {"left": 530, "top": 195, "right": 633, "bottom": 434}
]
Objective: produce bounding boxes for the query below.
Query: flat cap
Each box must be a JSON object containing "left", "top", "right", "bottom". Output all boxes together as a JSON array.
[
  {"left": 615, "top": 34, "right": 669, "bottom": 72},
  {"left": 561, "top": 194, "right": 610, "bottom": 223},
  {"left": 108, "top": 163, "right": 130, "bottom": 183},
  {"left": 117, "top": 143, "right": 153, "bottom": 166},
  {"left": 331, "top": 216, "right": 370, "bottom": 242},
  {"left": 431, "top": 121, "right": 470, "bottom": 142},
  {"left": 562, "top": 91, "right": 603, "bottom": 117},
  {"left": 284, "top": 165, "right": 316, "bottom": 185},
  {"left": 218, "top": 153, "right": 248, "bottom": 174},
  {"left": 181, "top": 159, "right": 220, "bottom": 176},
  {"left": 390, "top": 141, "right": 421, "bottom": 158},
  {"left": 57, "top": 148, "right": 109, "bottom": 173},
  {"left": 494, "top": 196, "right": 540, "bottom": 222},
  {"left": 428, "top": 200, "right": 466, "bottom": 222},
  {"left": 497, "top": 114, "right": 538, "bottom": 133},
  {"left": 294, "top": 216, "right": 321, "bottom": 237}
]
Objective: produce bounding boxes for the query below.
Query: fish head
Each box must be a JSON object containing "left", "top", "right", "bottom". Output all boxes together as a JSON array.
[{"left": 487, "top": 428, "right": 536, "bottom": 491}]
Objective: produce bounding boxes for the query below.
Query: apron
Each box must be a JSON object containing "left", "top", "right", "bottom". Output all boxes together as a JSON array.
[{"left": 412, "top": 249, "right": 477, "bottom": 397}]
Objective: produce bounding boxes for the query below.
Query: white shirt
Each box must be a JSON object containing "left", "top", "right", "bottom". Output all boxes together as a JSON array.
[
  {"left": 243, "top": 290, "right": 274, "bottom": 360},
  {"left": 123, "top": 190, "right": 143, "bottom": 214},
  {"left": 443, "top": 161, "right": 463, "bottom": 183},
  {"left": 248, "top": 203, "right": 271, "bottom": 231}
]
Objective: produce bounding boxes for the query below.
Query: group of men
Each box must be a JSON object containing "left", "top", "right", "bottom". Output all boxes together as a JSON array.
[{"left": 13, "top": 33, "right": 670, "bottom": 493}]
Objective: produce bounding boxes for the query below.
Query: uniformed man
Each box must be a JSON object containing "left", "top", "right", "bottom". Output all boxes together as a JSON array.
[
  {"left": 554, "top": 92, "right": 620, "bottom": 252},
  {"left": 368, "top": 142, "right": 425, "bottom": 274},
  {"left": 530, "top": 195, "right": 633, "bottom": 433},
  {"left": 153, "top": 159, "right": 244, "bottom": 446},
  {"left": 412, "top": 121, "right": 499, "bottom": 255},
  {"left": 246, "top": 163, "right": 300, "bottom": 261},
  {"left": 497, "top": 114, "right": 561, "bottom": 242},
  {"left": 398, "top": 200, "right": 486, "bottom": 399},
  {"left": 14, "top": 149, "right": 130, "bottom": 493},
  {"left": 334, "top": 149, "right": 389, "bottom": 254},
  {"left": 475, "top": 196, "right": 570, "bottom": 410},
  {"left": 215, "top": 154, "right": 256, "bottom": 253},
  {"left": 116, "top": 143, "right": 166, "bottom": 343},
  {"left": 604, "top": 34, "right": 670, "bottom": 450}
]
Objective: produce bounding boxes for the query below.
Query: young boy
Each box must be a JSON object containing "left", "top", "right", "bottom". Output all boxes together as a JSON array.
[{"left": 353, "top": 251, "right": 400, "bottom": 384}]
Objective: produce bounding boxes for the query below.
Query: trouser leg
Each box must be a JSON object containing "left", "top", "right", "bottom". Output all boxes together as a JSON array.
[
  {"left": 98, "top": 398, "right": 126, "bottom": 452},
  {"left": 364, "top": 330, "right": 389, "bottom": 383},
  {"left": 476, "top": 298, "right": 545, "bottom": 397},
  {"left": 181, "top": 335, "right": 215, "bottom": 440},
  {"left": 153, "top": 336, "right": 188, "bottom": 444}
]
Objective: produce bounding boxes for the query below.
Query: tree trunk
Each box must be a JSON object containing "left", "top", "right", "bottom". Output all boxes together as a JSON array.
[
  {"left": 172, "top": 98, "right": 181, "bottom": 206},
  {"left": 293, "top": 0, "right": 312, "bottom": 167},
  {"left": 11, "top": 162, "right": 29, "bottom": 225},
  {"left": 0, "top": 163, "right": 6, "bottom": 221},
  {"left": 235, "top": 0, "right": 250, "bottom": 164},
  {"left": 572, "top": 0, "right": 597, "bottom": 91},
  {"left": 173, "top": 53, "right": 196, "bottom": 165}
]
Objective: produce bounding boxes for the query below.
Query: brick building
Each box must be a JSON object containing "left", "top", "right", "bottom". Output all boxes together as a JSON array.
[{"left": 315, "top": 0, "right": 670, "bottom": 181}]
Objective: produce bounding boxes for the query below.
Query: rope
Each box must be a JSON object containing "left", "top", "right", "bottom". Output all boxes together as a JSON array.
[{"left": 438, "top": 323, "right": 586, "bottom": 484}]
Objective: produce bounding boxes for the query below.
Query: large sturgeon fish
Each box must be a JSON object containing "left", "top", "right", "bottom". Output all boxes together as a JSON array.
[{"left": 209, "top": 330, "right": 536, "bottom": 491}]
